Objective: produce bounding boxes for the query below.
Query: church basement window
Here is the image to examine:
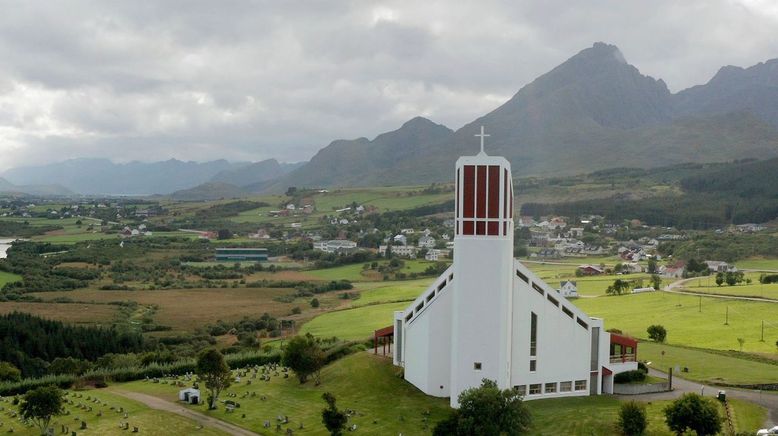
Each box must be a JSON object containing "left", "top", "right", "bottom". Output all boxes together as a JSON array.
[
  {"left": 544, "top": 382, "right": 557, "bottom": 393},
  {"left": 560, "top": 381, "right": 572, "bottom": 392},
  {"left": 529, "top": 384, "right": 541, "bottom": 395},
  {"left": 575, "top": 380, "right": 587, "bottom": 391},
  {"left": 513, "top": 385, "right": 527, "bottom": 396}
]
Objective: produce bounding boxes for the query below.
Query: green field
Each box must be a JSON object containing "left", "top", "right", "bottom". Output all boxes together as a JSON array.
[
  {"left": 306, "top": 260, "right": 445, "bottom": 282},
  {"left": 574, "top": 292, "right": 778, "bottom": 354},
  {"left": 682, "top": 272, "right": 778, "bottom": 299},
  {"left": 299, "top": 302, "right": 408, "bottom": 340},
  {"left": 639, "top": 341, "right": 778, "bottom": 385},
  {"left": 0, "top": 387, "right": 226, "bottom": 435},
  {"left": 353, "top": 278, "right": 432, "bottom": 307},
  {"left": 734, "top": 258, "right": 778, "bottom": 271},
  {"left": 0, "top": 271, "right": 21, "bottom": 287},
  {"left": 113, "top": 352, "right": 766, "bottom": 435},
  {"left": 118, "top": 352, "right": 451, "bottom": 436}
]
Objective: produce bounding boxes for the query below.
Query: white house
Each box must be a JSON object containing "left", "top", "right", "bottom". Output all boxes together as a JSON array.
[
  {"left": 418, "top": 235, "right": 436, "bottom": 249},
  {"left": 313, "top": 240, "right": 358, "bottom": 254},
  {"left": 391, "top": 134, "right": 636, "bottom": 408},
  {"left": 380, "top": 244, "right": 418, "bottom": 258},
  {"left": 425, "top": 249, "right": 450, "bottom": 261},
  {"left": 393, "top": 234, "right": 408, "bottom": 246},
  {"left": 559, "top": 281, "right": 578, "bottom": 298}
]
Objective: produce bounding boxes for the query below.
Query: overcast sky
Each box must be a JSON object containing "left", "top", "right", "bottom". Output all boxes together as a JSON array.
[{"left": 1, "top": 0, "right": 778, "bottom": 171}]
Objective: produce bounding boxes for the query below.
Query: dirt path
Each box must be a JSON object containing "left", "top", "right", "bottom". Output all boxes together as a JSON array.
[
  {"left": 617, "top": 369, "right": 778, "bottom": 428},
  {"left": 110, "top": 389, "right": 257, "bottom": 436}
]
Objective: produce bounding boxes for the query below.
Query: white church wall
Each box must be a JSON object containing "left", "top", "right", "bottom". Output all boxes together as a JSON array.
[
  {"left": 451, "top": 236, "right": 514, "bottom": 407},
  {"left": 402, "top": 281, "right": 453, "bottom": 398},
  {"left": 509, "top": 261, "right": 595, "bottom": 400}
]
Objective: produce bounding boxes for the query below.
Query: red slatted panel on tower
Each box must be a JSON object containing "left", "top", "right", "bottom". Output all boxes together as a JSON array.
[
  {"left": 488, "top": 165, "right": 499, "bottom": 218},
  {"left": 476, "top": 221, "right": 486, "bottom": 235},
  {"left": 463, "top": 221, "right": 474, "bottom": 235},
  {"left": 476, "top": 165, "right": 487, "bottom": 218},
  {"left": 487, "top": 222, "right": 499, "bottom": 235},
  {"left": 463, "top": 166, "right": 475, "bottom": 218}
]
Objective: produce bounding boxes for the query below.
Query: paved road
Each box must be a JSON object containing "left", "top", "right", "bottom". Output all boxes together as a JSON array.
[
  {"left": 110, "top": 389, "right": 257, "bottom": 436},
  {"left": 616, "top": 369, "right": 778, "bottom": 428}
]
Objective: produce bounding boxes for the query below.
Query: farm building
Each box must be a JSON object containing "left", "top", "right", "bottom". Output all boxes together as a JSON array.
[
  {"left": 214, "top": 247, "right": 268, "bottom": 262},
  {"left": 390, "top": 131, "right": 637, "bottom": 408}
]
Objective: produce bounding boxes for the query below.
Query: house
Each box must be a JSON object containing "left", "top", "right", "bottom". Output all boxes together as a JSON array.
[
  {"left": 285, "top": 204, "right": 296, "bottom": 210},
  {"left": 568, "top": 227, "right": 584, "bottom": 238},
  {"left": 536, "top": 248, "right": 560, "bottom": 259},
  {"left": 313, "top": 240, "right": 358, "bottom": 254},
  {"left": 391, "top": 143, "right": 635, "bottom": 409},
  {"left": 705, "top": 261, "right": 736, "bottom": 273},
  {"left": 660, "top": 264, "right": 685, "bottom": 279},
  {"left": 178, "top": 388, "right": 200, "bottom": 405},
  {"left": 559, "top": 281, "right": 578, "bottom": 298},
  {"left": 632, "top": 287, "right": 655, "bottom": 294},
  {"left": 400, "top": 228, "right": 415, "bottom": 234},
  {"left": 621, "top": 262, "right": 643, "bottom": 274},
  {"left": 393, "top": 234, "right": 408, "bottom": 246},
  {"left": 290, "top": 222, "right": 302, "bottom": 228},
  {"left": 578, "top": 265, "right": 604, "bottom": 276},
  {"left": 418, "top": 235, "right": 436, "bottom": 249},
  {"left": 380, "top": 244, "right": 418, "bottom": 258},
  {"left": 215, "top": 248, "right": 268, "bottom": 262},
  {"left": 425, "top": 249, "right": 451, "bottom": 261}
]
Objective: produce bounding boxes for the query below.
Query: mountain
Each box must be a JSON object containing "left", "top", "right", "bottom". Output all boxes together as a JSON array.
[
  {"left": 274, "top": 116, "right": 454, "bottom": 189},
  {"left": 2, "top": 158, "right": 245, "bottom": 195},
  {"left": 675, "top": 59, "right": 778, "bottom": 127},
  {"left": 271, "top": 42, "right": 778, "bottom": 188},
  {"left": 0, "top": 176, "right": 74, "bottom": 196},
  {"left": 209, "top": 158, "right": 303, "bottom": 188},
  {"left": 168, "top": 182, "right": 250, "bottom": 201}
]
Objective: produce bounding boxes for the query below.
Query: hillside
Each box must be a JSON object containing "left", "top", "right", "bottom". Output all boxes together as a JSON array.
[
  {"left": 272, "top": 42, "right": 778, "bottom": 189},
  {"left": 168, "top": 182, "right": 250, "bottom": 201},
  {"left": 0, "top": 177, "right": 73, "bottom": 196},
  {"left": 209, "top": 158, "right": 303, "bottom": 188}
]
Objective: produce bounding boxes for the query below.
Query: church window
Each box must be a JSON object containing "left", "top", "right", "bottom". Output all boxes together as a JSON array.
[
  {"left": 532, "top": 282, "right": 544, "bottom": 296},
  {"left": 473, "top": 362, "right": 482, "bottom": 370},
  {"left": 560, "top": 381, "right": 572, "bottom": 392},
  {"left": 575, "top": 380, "right": 587, "bottom": 391},
  {"left": 577, "top": 317, "right": 589, "bottom": 330},
  {"left": 513, "top": 385, "right": 526, "bottom": 396},
  {"left": 529, "top": 384, "right": 541, "bottom": 395},
  {"left": 547, "top": 294, "right": 559, "bottom": 306},
  {"left": 516, "top": 270, "right": 529, "bottom": 283},
  {"left": 530, "top": 312, "right": 537, "bottom": 357},
  {"left": 562, "top": 306, "right": 574, "bottom": 319},
  {"left": 545, "top": 382, "right": 557, "bottom": 393},
  {"left": 529, "top": 360, "right": 536, "bottom": 372}
]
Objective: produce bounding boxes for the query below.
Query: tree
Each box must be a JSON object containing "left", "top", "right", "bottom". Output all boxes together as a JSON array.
[
  {"left": 647, "top": 258, "right": 657, "bottom": 274},
  {"left": 283, "top": 333, "right": 325, "bottom": 384},
  {"left": 321, "top": 392, "right": 348, "bottom": 436},
  {"left": 737, "top": 337, "right": 745, "bottom": 352},
  {"left": 647, "top": 325, "right": 667, "bottom": 343},
  {"left": 310, "top": 298, "right": 320, "bottom": 308},
  {"left": 432, "top": 379, "right": 531, "bottom": 436},
  {"left": 20, "top": 385, "right": 64, "bottom": 435},
  {"left": 607, "top": 279, "right": 631, "bottom": 295},
  {"left": 650, "top": 274, "right": 662, "bottom": 290},
  {"left": 196, "top": 349, "right": 232, "bottom": 410},
  {"left": 663, "top": 393, "right": 721, "bottom": 436},
  {"left": 0, "top": 361, "right": 21, "bottom": 382},
  {"left": 618, "top": 401, "right": 647, "bottom": 435},
  {"left": 48, "top": 357, "right": 92, "bottom": 375},
  {"left": 217, "top": 229, "right": 233, "bottom": 240},
  {"left": 715, "top": 272, "right": 724, "bottom": 287},
  {"left": 725, "top": 272, "right": 737, "bottom": 286}
]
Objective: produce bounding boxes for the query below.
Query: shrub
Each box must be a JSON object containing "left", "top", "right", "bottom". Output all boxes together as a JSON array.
[
  {"left": 618, "top": 401, "right": 647, "bottom": 436},
  {"left": 614, "top": 370, "right": 647, "bottom": 384},
  {"left": 647, "top": 324, "right": 667, "bottom": 342},
  {"left": 637, "top": 362, "right": 648, "bottom": 373},
  {"left": 664, "top": 393, "right": 721, "bottom": 436}
]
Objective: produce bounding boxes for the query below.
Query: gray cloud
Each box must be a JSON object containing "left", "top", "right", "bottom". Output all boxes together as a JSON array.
[{"left": 1, "top": 0, "right": 777, "bottom": 171}]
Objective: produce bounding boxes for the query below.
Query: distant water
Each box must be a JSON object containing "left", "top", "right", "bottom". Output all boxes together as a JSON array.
[{"left": 0, "top": 238, "right": 18, "bottom": 259}]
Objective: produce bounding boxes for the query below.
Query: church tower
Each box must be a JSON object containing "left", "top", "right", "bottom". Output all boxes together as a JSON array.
[{"left": 450, "top": 126, "right": 514, "bottom": 406}]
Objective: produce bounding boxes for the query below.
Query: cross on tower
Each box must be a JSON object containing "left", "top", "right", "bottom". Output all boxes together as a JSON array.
[{"left": 475, "top": 125, "right": 490, "bottom": 154}]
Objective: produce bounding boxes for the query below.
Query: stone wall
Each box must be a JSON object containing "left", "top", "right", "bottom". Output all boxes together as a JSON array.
[{"left": 613, "top": 382, "right": 670, "bottom": 395}]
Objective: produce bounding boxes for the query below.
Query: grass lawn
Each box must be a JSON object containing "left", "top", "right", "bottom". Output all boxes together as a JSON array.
[
  {"left": 0, "top": 301, "right": 119, "bottom": 325},
  {"left": 0, "top": 387, "right": 226, "bottom": 435},
  {"left": 573, "top": 291, "right": 778, "bottom": 354},
  {"left": 114, "top": 352, "right": 766, "bottom": 435},
  {"left": 0, "top": 270, "right": 21, "bottom": 287},
  {"left": 117, "top": 352, "right": 451, "bottom": 436},
  {"left": 735, "top": 258, "right": 778, "bottom": 271},
  {"left": 683, "top": 272, "right": 778, "bottom": 299},
  {"left": 639, "top": 341, "right": 778, "bottom": 385},
  {"left": 299, "top": 302, "right": 408, "bottom": 340},
  {"left": 353, "top": 279, "right": 433, "bottom": 307},
  {"left": 306, "top": 260, "right": 444, "bottom": 282}
]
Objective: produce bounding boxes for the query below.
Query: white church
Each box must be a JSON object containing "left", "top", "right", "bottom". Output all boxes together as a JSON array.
[{"left": 390, "top": 128, "right": 638, "bottom": 407}]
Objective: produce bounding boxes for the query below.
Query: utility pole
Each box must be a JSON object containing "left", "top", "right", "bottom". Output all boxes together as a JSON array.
[{"left": 725, "top": 306, "right": 729, "bottom": 326}]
